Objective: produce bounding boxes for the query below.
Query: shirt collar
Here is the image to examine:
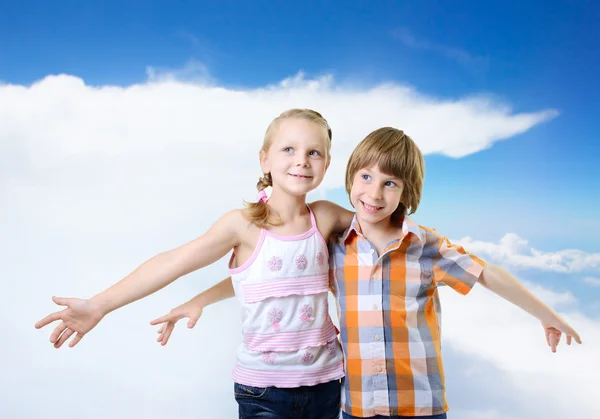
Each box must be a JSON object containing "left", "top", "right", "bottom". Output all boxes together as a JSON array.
[{"left": 342, "top": 214, "right": 424, "bottom": 245}]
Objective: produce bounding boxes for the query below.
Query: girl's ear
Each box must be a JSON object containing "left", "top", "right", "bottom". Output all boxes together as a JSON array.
[{"left": 259, "top": 150, "right": 270, "bottom": 173}]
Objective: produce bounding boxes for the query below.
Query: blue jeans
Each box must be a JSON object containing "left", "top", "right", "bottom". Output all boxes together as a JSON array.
[
  {"left": 342, "top": 413, "right": 447, "bottom": 419},
  {"left": 234, "top": 379, "right": 341, "bottom": 419}
]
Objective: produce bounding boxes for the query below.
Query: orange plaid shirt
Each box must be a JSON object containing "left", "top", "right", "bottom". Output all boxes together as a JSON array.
[{"left": 329, "top": 216, "right": 485, "bottom": 417}]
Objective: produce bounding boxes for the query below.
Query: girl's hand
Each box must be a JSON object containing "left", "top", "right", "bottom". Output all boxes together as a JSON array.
[
  {"left": 542, "top": 314, "right": 582, "bottom": 353},
  {"left": 34, "top": 296, "right": 106, "bottom": 348},
  {"left": 149, "top": 300, "right": 204, "bottom": 346}
]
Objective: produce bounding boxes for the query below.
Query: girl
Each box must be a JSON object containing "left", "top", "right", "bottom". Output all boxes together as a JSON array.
[{"left": 35, "top": 109, "right": 355, "bottom": 419}]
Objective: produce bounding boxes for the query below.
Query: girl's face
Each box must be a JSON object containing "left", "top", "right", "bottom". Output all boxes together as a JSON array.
[{"left": 260, "top": 118, "right": 330, "bottom": 197}]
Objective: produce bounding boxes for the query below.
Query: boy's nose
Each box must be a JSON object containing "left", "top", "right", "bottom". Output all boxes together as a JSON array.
[{"left": 368, "top": 186, "right": 383, "bottom": 200}]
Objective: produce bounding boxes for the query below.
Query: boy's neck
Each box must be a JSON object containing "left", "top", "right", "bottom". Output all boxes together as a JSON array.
[{"left": 355, "top": 215, "right": 403, "bottom": 247}]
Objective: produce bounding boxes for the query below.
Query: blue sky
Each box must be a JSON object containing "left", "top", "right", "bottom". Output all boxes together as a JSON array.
[
  {"left": 2, "top": 2, "right": 599, "bottom": 418},
  {"left": 2, "top": 1, "right": 597, "bottom": 249}
]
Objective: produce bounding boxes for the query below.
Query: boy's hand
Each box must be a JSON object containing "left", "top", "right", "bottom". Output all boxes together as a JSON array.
[
  {"left": 542, "top": 314, "right": 582, "bottom": 353},
  {"left": 150, "top": 299, "right": 204, "bottom": 346},
  {"left": 34, "top": 296, "right": 106, "bottom": 348}
]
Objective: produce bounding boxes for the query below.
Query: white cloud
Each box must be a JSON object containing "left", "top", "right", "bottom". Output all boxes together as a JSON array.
[
  {"left": 441, "top": 285, "right": 599, "bottom": 417},
  {"left": 583, "top": 276, "right": 600, "bottom": 286},
  {"left": 392, "top": 27, "right": 490, "bottom": 73},
  {"left": 457, "top": 233, "right": 600, "bottom": 273},
  {"left": 1, "top": 71, "right": 567, "bottom": 418}
]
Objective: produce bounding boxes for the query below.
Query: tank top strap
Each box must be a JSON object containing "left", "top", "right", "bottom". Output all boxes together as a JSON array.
[{"left": 307, "top": 204, "right": 317, "bottom": 230}]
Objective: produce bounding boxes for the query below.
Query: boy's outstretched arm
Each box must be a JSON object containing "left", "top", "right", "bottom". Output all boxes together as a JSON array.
[
  {"left": 478, "top": 263, "right": 582, "bottom": 352},
  {"left": 150, "top": 277, "right": 234, "bottom": 345}
]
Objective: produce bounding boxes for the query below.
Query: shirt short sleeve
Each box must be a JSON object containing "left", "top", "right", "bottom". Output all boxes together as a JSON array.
[{"left": 432, "top": 235, "right": 486, "bottom": 295}]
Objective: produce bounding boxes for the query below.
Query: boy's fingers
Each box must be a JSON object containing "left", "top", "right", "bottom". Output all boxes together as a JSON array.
[
  {"left": 162, "top": 323, "right": 174, "bottom": 346},
  {"left": 567, "top": 335, "right": 572, "bottom": 345},
  {"left": 149, "top": 315, "right": 169, "bottom": 325},
  {"left": 150, "top": 313, "right": 181, "bottom": 325},
  {"left": 187, "top": 319, "right": 196, "bottom": 328},
  {"left": 549, "top": 332, "right": 560, "bottom": 353}
]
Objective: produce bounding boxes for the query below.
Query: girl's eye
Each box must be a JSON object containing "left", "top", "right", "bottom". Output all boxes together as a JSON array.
[
  {"left": 283, "top": 147, "right": 293, "bottom": 152},
  {"left": 361, "top": 174, "right": 371, "bottom": 181},
  {"left": 385, "top": 181, "right": 397, "bottom": 187},
  {"left": 309, "top": 150, "right": 321, "bottom": 156}
]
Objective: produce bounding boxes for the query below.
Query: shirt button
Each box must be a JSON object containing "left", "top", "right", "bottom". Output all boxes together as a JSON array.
[
  {"left": 370, "top": 249, "right": 375, "bottom": 254},
  {"left": 372, "top": 304, "right": 378, "bottom": 310},
  {"left": 374, "top": 334, "right": 381, "bottom": 341},
  {"left": 377, "top": 367, "right": 383, "bottom": 373}
]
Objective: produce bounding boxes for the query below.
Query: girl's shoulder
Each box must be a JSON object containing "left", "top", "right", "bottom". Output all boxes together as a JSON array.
[{"left": 309, "top": 200, "right": 355, "bottom": 238}]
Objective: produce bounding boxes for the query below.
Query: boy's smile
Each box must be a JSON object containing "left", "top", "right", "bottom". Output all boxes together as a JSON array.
[{"left": 350, "top": 164, "right": 404, "bottom": 227}]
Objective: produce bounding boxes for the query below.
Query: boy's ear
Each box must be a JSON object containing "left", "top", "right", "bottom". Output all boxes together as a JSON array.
[{"left": 325, "top": 158, "right": 331, "bottom": 171}]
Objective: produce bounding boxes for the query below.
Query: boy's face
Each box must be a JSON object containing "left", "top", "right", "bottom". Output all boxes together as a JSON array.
[{"left": 350, "top": 164, "right": 404, "bottom": 227}]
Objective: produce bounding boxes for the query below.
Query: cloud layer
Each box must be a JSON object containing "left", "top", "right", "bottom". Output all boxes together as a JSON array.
[
  {"left": 457, "top": 233, "right": 600, "bottom": 273},
  {"left": 3, "top": 72, "right": 591, "bottom": 418}
]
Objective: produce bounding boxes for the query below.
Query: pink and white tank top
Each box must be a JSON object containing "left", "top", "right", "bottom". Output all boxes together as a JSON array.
[{"left": 229, "top": 206, "right": 344, "bottom": 388}]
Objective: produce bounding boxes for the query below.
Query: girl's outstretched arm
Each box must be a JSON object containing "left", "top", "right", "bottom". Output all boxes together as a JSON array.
[
  {"left": 150, "top": 277, "right": 235, "bottom": 346},
  {"left": 478, "top": 263, "right": 582, "bottom": 352},
  {"left": 34, "top": 210, "right": 244, "bottom": 348}
]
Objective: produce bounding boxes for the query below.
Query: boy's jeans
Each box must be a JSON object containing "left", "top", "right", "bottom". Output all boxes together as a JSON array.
[
  {"left": 342, "top": 412, "right": 447, "bottom": 419},
  {"left": 234, "top": 379, "right": 341, "bottom": 419}
]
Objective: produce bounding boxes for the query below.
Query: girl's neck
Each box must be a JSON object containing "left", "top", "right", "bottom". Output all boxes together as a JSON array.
[{"left": 267, "top": 189, "right": 309, "bottom": 222}]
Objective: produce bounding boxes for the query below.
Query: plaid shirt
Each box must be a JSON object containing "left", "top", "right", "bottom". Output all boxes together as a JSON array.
[{"left": 329, "top": 215, "right": 485, "bottom": 417}]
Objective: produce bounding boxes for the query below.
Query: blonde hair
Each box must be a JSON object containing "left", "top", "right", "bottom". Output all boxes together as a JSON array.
[
  {"left": 245, "top": 109, "right": 332, "bottom": 228},
  {"left": 345, "top": 127, "right": 424, "bottom": 219}
]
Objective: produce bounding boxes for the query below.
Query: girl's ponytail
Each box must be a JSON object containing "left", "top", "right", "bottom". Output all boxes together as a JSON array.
[{"left": 243, "top": 173, "right": 282, "bottom": 229}]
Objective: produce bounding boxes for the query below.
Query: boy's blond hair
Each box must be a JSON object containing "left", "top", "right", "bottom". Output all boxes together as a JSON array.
[
  {"left": 245, "top": 109, "right": 333, "bottom": 228},
  {"left": 345, "top": 127, "right": 424, "bottom": 218}
]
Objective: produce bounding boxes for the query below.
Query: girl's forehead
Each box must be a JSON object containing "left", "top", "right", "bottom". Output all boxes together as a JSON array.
[{"left": 272, "top": 119, "right": 328, "bottom": 147}]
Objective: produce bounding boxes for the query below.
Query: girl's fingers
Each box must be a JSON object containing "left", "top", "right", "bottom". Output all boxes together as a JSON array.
[
  {"left": 69, "top": 333, "right": 84, "bottom": 348},
  {"left": 50, "top": 321, "right": 69, "bottom": 344},
  {"left": 52, "top": 296, "right": 72, "bottom": 306},
  {"left": 567, "top": 335, "right": 572, "bottom": 345},
  {"left": 54, "top": 328, "right": 75, "bottom": 348},
  {"left": 35, "top": 311, "right": 63, "bottom": 329}
]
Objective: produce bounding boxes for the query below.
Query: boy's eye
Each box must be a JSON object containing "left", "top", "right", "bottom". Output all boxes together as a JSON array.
[
  {"left": 361, "top": 174, "right": 371, "bottom": 181},
  {"left": 309, "top": 150, "right": 321, "bottom": 156},
  {"left": 283, "top": 147, "right": 293, "bottom": 152}
]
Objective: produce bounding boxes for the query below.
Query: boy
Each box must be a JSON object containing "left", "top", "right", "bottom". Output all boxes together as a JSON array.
[{"left": 150, "top": 127, "right": 581, "bottom": 418}]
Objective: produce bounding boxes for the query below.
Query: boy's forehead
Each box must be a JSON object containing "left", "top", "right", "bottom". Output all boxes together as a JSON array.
[{"left": 359, "top": 164, "right": 400, "bottom": 178}]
